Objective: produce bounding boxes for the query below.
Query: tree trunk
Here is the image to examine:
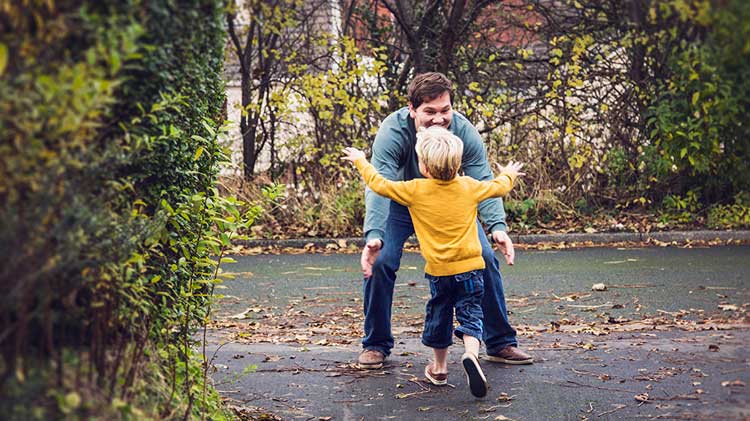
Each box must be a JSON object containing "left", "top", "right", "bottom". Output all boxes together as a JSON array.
[{"left": 241, "top": 72, "right": 257, "bottom": 179}]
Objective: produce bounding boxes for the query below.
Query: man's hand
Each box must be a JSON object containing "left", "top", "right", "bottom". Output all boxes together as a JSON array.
[
  {"left": 360, "top": 239, "right": 382, "bottom": 278},
  {"left": 342, "top": 147, "right": 366, "bottom": 162},
  {"left": 492, "top": 230, "right": 515, "bottom": 266}
]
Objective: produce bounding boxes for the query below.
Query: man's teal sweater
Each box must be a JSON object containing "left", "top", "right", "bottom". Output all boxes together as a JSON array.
[{"left": 364, "top": 107, "right": 508, "bottom": 244}]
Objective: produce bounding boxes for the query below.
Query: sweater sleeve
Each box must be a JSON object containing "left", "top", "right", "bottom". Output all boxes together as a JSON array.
[
  {"left": 473, "top": 173, "right": 516, "bottom": 202},
  {"left": 355, "top": 158, "right": 414, "bottom": 207}
]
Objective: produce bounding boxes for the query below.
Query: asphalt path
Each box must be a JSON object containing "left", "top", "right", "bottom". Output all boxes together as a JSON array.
[{"left": 208, "top": 245, "right": 750, "bottom": 420}]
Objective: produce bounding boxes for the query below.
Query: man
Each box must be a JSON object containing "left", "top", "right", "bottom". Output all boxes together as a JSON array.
[{"left": 357, "top": 72, "right": 533, "bottom": 369}]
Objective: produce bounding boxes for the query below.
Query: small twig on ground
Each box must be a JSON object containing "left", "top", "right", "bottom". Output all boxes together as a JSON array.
[
  {"left": 567, "top": 303, "right": 613, "bottom": 309},
  {"left": 394, "top": 390, "right": 432, "bottom": 400},
  {"left": 571, "top": 368, "right": 614, "bottom": 381},
  {"left": 580, "top": 402, "right": 594, "bottom": 414},
  {"left": 721, "top": 368, "right": 748, "bottom": 375},
  {"left": 526, "top": 345, "right": 579, "bottom": 351},
  {"left": 657, "top": 309, "right": 681, "bottom": 316},
  {"left": 408, "top": 376, "right": 430, "bottom": 391},
  {"left": 543, "top": 379, "right": 638, "bottom": 394},
  {"left": 608, "top": 284, "right": 656, "bottom": 289},
  {"left": 596, "top": 404, "right": 626, "bottom": 417},
  {"left": 479, "top": 403, "right": 512, "bottom": 413}
]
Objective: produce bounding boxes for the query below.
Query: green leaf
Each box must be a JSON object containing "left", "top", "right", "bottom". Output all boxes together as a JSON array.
[
  {"left": 194, "top": 146, "right": 204, "bottom": 161},
  {"left": 0, "top": 43, "right": 8, "bottom": 76},
  {"left": 691, "top": 91, "right": 700, "bottom": 106}
]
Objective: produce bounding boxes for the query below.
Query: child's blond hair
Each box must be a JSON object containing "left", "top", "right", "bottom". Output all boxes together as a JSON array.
[{"left": 415, "top": 126, "right": 464, "bottom": 181}]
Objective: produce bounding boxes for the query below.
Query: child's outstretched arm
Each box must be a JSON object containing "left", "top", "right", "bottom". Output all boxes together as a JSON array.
[
  {"left": 474, "top": 160, "right": 526, "bottom": 202},
  {"left": 341, "top": 147, "right": 414, "bottom": 206}
]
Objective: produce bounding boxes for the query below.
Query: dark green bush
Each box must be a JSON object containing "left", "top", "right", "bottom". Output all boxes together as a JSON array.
[
  {"left": 646, "top": 0, "right": 750, "bottom": 204},
  {"left": 1, "top": 0, "right": 235, "bottom": 418}
]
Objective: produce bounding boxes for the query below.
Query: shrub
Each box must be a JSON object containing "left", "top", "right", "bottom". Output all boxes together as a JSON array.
[{"left": 1, "top": 0, "right": 238, "bottom": 418}]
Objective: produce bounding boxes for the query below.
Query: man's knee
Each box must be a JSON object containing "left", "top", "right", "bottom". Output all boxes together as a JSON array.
[
  {"left": 371, "top": 261, "right": 397, "bottom": 284},
  {"left": 372, "top": 250, "right": 400, "bottom": 277}
]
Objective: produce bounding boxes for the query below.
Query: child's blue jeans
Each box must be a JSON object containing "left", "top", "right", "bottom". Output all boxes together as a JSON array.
[{"left": 421, "top": 270, "right": 484, "bottom": 349}]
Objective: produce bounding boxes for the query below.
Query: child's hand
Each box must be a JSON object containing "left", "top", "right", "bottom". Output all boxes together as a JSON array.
[
  {"left": 497, "top": 161, "right": 526, "bottom": 178},
  {"left": 342, "top": 147, "right": 365, "bottom": 162}
]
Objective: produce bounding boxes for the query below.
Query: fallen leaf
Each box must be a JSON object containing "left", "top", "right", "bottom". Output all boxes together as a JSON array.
[
  {"left": 496, "top": 392, "right": 515, "bottom": 402},
  {"left": 592, "top": 283, "right": 607, "bottom": 291},
  {"left": 708, "top": 344, "right": 720, "bottom": 352},
  {"left": 718, "top": 304, "right": 738, "bottom": 311},
  {"left": 721, "top": 380, "right": 746, "bottom": 387},
  {"left": 635, "top": 393, "right": 650, "bottom": 402},
  {"left": 580, "top": 342, "right": 596, "bottom": 350}
]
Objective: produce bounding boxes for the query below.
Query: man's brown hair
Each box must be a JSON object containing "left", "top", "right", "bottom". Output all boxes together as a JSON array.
[{"left": 407, "top": 72, "right": 454, "bottom": 109}]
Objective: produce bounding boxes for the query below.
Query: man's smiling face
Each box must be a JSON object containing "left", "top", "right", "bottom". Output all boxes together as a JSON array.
[{"left": 409, "top": 91, "right": 452, "bottom": 130}]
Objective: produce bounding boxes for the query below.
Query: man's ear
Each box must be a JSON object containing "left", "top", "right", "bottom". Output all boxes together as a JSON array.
[{"left": 408, "top": 102, "right": 416, "bottom": 119}]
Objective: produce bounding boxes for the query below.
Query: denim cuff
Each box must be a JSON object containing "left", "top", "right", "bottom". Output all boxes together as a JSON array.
[
  {"left": 364, "top": 345, "right": 391, "bottom": 357},
  {"left": 421, "top": 338, "right": 453, "bottom": 349},
  {"left": 454, "top": 326, "right": 483, "bottom": 343}
]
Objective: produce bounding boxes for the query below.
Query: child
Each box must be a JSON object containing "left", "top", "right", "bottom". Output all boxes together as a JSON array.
[{"left": 342, "top": 125, "right": 524, "bottom": 398}]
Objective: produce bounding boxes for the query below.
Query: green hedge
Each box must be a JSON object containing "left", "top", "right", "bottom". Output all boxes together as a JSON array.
[{"left": 1, "top": 1, "right": 235, "bottom": 418}]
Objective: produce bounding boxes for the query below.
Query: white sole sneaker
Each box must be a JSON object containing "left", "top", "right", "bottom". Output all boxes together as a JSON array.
[{"left": 461, "top": 352, "right": 488, "bottom": 398}]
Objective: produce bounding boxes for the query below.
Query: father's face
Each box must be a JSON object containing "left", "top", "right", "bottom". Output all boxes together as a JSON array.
[{"left": 408, "top": 91, "right": 452, "bottom": 130}]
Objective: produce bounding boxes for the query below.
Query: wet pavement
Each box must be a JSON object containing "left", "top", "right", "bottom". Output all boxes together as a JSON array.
[{"left": 208, "top": 245, "right": 750, "bottom": 420}]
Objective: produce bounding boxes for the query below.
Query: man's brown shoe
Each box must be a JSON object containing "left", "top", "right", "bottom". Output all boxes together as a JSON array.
[
  {"left": 357, "top": 349, "right": 385, "bottom": 369},
  {"left": 484, "top": 346, "right": 533, "bottom": 365}
]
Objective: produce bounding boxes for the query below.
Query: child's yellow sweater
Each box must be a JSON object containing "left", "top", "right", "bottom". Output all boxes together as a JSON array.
[{"left": 354, "top": 157, "right": 516, "bottom": 276}]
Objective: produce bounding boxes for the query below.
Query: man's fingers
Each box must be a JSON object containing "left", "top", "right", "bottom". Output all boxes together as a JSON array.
[{"left": 360, "top": 240, "right": 381, "bottom": 279}]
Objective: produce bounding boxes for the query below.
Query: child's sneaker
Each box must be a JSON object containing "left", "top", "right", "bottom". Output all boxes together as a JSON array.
[
  {"left": 461, "top": 352, "right": 488, "bottom": 397},
  {"left": 424, "top": 363, "right": 448, "bottom": 386}
]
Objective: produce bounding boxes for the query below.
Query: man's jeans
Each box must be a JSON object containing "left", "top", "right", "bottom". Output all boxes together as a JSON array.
[{"left": 362, "top": 202, "right": 518, "bottom": 356}]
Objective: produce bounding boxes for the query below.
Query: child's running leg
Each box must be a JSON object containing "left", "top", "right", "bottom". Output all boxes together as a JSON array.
[
  {"left": 454, "top": 270, "right": 488, "bottom": 398},
  {"left": 433, "top": 347, "right": 448, "bottom": 372},
  {"left": 424, "top": 347, "right": 448, "bottom": 385},
  {"left": 463, "top": 335, "right": 480, "bottom": 358},
  {"left": 461, "top": 335, "right": 488, "bottom": 398}
]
